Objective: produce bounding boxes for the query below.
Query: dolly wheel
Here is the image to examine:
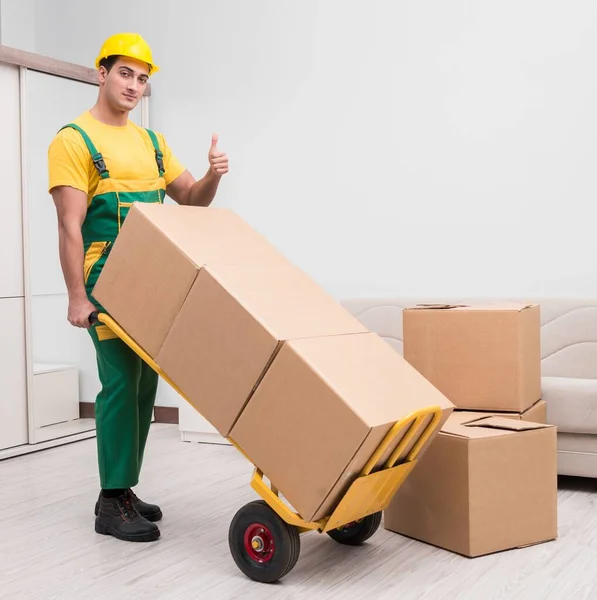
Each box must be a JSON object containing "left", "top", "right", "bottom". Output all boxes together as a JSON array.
[
  {"left": 327, "top": 512, "right": 382, "bottom": 545},
  {"left": 229, "top": 500, "right": 301, "bottom": 583}
]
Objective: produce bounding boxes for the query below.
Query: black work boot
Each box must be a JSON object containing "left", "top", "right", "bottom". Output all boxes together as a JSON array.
[
  {"left": 95, "top": 490, "right": 160, "bottom": 542},
  {"left": 128, "top": 489, "right": 163, "bottom": 522},
  {"left": 94, "top": 489, "right": 163, "bottom": 522}
]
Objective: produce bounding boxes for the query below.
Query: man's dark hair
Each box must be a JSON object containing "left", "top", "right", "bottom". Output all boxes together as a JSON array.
[
  {"left": 99, "top": 55, "right": 120, "bottom": 72},
  {"left": 99, "top": 55, "right": 151, "bottom": 75}
]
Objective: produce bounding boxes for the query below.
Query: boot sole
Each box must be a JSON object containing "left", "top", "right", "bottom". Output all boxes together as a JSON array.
[
  {"left": 95, "top": 520, "right": 161, "bottom": 542},
  {"left": 95, "top": 503, "right": 163, "bottom": 522}
]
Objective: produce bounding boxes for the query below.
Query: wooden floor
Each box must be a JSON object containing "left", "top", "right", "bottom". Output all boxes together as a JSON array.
[{"left": 2, "top": 424, "right": 597, "bottom": 599}]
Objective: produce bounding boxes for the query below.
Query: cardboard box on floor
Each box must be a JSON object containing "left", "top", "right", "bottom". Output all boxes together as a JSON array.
[
  {"left": 384, "top": 412, "right": 558, "bottom": 557},
  {"left": 403, "top": 303, "right": 542, "bottom": 412},
  {"left": 93, "top": 203, "right": 455, "bottom": 522}
]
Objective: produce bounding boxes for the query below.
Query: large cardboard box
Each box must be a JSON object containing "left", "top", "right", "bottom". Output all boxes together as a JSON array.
[
  {"left": 403, "top": 303, "right": 541, "bottom": 412},
  {"left": 154, "top": 263, "right": 369, "bottom": 436},
  {"left": 384, "top": 412, "right": 558, "bottom": 557},
  {"left": 92, "top": 203, "right": 292, "bottom": 357},
  {"left": 230, "top": 332, "right": 455, "bottom": 523}
]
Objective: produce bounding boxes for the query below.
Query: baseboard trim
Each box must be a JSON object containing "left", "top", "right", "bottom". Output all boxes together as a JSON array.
[
  {"left": 79, "top": 403, "right": 180, "bottom": 424},
  {"left": 154, "top": 406, "right": 179, "bottom": 424},
  {"left": 79, "top": 402, "right": 95, "bottom": 419}
]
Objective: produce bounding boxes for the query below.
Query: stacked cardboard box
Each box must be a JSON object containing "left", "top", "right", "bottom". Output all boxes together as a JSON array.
[
  {"left": 384, "top": 304, "right": 558, "bottom": 557},
  {"left": 93, "top": 204, "right": 455, "bottom": 524}
]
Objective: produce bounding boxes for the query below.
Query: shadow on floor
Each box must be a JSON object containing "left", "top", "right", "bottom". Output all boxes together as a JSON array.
[{"left": 558, "top": 474, "right": 597, "bottom": 493}]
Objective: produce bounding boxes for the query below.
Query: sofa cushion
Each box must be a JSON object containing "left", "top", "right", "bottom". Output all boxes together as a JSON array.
[{"left": 543, "top": 376, "right": 597, "bottom": 434}]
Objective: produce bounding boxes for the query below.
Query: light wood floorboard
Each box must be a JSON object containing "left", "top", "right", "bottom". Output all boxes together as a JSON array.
[{"left": 1, "top": 424, "right": 597, "bottom": 599}]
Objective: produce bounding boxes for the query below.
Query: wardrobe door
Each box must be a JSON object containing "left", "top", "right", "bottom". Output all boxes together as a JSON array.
[{"left": 0, "top": 63, "right": 28, "bottom": 451}]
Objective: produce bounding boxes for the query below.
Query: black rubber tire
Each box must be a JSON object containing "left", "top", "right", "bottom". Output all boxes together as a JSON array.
[
  {"left": 229, "top": 500, "right": 301, "bottom": 583},
  {"left": 326, "top": 512, "right": 382, "bottom": 546}
]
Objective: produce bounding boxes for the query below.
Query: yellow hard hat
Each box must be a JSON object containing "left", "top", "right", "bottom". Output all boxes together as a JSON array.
[{"left": 95, "top": 33, "right": 159, "bottom": 74}]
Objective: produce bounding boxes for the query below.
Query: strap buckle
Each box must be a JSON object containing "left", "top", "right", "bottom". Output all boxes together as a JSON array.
[
  {"left": 155, "top": 149, "right": 165, "bottom": 174},
  {"left": 92, "top": 152, "right": 109, "bottom": 177}
]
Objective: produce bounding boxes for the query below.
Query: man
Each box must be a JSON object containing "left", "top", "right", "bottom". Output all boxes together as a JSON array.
[{"left": 47, "top": 32, "right": 229, "bottom": 543}]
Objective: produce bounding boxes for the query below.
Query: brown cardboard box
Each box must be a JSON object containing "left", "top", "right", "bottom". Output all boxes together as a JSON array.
[
  {"left": 384, "top": 413, "right": 558, "bottom": 557},
  {"left": 92, "top": 203, "right": 291, "bottom": 357},
  {"left": 455, "top": 398, "right": 547, "bottom": 424},
  {"left": 154, "top": 263, "right": 369, "bottom": 436},
  {"left": 230, "top": 332, "right": 455, "bottom": 523},
  {"left": 403, "top": 303, "right": 541, "bottom": 412}
]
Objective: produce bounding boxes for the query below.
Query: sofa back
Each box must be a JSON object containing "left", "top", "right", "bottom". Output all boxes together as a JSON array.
[{"left": 341, "top": 297, "right": 597, "bottom": 379}]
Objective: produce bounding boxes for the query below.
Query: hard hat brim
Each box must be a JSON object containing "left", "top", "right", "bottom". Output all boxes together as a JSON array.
[{"left": 95, "top": 53, "right": 159, "bottom": 75}]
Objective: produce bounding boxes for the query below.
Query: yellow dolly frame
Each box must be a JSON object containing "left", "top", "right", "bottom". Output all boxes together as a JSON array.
[{"left": 90, "top": 311, "right": 442, "bottom": 584}]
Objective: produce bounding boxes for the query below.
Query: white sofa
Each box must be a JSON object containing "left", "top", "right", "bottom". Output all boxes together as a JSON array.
[{"left": 341, "top": 297, "right": 597, "bottom": 478}]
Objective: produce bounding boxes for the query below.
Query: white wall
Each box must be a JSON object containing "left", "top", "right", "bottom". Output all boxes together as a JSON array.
[
  {"left": 32, "top": 1, "right": 597, "bottom": 301},
  {"left": 0, "top": 0, "right": 36, "bottom": 51}
]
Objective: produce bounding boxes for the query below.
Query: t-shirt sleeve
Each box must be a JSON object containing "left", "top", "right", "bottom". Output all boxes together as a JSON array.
[
  {"left": 157, "top": 133, "right": 187, "bottom": 186},
  {"left": 47, "top": 131, "right": 92, "bottom": 194}
]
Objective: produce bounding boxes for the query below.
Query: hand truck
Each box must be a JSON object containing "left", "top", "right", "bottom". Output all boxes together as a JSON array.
[{"left": 90, "top": 311, "right": 442, "bottom": 583}]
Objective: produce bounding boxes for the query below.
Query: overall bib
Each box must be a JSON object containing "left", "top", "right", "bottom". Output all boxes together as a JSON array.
[{"left": 61, "top": 122, "right": 166, "bottom": 489}]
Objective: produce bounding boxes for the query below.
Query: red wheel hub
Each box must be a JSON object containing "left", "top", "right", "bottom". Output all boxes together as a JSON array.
[{"left": 244, "top": 523, "right": 275, "bottom": 563}]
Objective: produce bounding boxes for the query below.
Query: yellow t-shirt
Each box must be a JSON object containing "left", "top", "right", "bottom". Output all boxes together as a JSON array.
[{"left": 47, "top": 111, "right": 186, "bottom": 201}]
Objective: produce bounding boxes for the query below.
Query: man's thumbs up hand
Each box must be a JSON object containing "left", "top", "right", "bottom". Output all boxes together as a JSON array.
[{"left": 208, "top": 133, "right": 229, "bottom": 177}]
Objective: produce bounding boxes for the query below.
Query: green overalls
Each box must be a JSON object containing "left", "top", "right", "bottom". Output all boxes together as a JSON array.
[{"left": 60, "top": 122, "right": 166, "bottom": 490}]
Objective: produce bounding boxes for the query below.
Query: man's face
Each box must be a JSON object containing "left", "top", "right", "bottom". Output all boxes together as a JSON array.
[{"left": 99, "top": 57, "right": 150, "bottom": 113}]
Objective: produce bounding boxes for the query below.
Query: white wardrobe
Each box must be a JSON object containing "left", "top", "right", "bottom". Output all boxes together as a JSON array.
[
  {"left": 0, "top": 60, "right": 28, "bottom": 453},
  {"left": 0, "top": 47, "right": 150, "bottom": 458}
]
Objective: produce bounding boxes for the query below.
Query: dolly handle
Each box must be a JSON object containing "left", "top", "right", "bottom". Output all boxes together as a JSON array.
[{"left": 85, "top": 311, "right": 187, "bottom": 403}]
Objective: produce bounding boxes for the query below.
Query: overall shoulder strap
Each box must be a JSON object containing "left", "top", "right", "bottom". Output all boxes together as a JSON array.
[
  {"left": 144, "top": 128, "right": 165, "bottom": 177},
  {"left": 59, "top": 123, "right": 110, "bottom": 179}
]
